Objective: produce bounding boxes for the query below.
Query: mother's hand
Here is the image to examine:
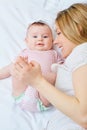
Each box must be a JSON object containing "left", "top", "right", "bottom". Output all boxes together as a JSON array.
[{"left": 11, "top": 56, "right": 42, "bottom": 87}]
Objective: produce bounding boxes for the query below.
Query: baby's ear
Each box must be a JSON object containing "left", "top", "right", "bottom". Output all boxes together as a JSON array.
[
  {"left": 25, "top": 37, "right": 29, "bottom": 44},
  {"left": 25, "top": 38, "right": 27, "bottom": 43}
]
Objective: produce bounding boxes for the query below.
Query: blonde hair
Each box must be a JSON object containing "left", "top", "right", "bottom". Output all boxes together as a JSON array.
[{"left": 55, "top": 3, "right": 87, "bottom": 45}]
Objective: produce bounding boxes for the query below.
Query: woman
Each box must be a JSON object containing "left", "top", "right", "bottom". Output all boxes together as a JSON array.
[{"left": 11, "top": 3, "right": 87, "bottom": 129}]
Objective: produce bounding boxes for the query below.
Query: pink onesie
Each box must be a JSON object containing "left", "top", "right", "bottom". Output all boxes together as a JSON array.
[{"left": 15, "top": 49, "right": 60, "bottom": 112}]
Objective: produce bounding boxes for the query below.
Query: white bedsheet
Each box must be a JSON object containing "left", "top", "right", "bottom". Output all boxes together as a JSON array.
[{"left": 0, "top": 0, "right": 87, "bottom": 130}]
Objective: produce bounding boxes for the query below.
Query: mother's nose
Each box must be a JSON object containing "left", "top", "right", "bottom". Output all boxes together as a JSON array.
[{"left": 53, "top": 37, "right": 58, "bottom": 45}]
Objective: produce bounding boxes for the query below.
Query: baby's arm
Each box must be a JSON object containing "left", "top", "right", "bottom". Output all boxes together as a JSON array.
[
  {"left": 39, "top": 72, "right": 56, "bottom": 107},
  {"left": 0, "top": 64, "right": 12, "bottom": 79}
]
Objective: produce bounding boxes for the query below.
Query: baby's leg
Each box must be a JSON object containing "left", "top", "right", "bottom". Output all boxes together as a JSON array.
[
  {"left": 12, "top": 77, "right": 27, "bottom": 97},
  {"left": 12, "top": 77, "right": 51, "bottom": 112},
  {"left": 12, "top": 77, "right": 40, "bottom": 112},
  {"left": 20, "top": 86, "right": 39, "bottom": 112},
  {"left": 21, "top": 87, "right": 52, "bottom": 112}
]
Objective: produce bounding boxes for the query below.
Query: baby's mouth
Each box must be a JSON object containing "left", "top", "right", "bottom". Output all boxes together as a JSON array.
[{"left": 36, "top": 43, "right": 44, "bottom": 46}]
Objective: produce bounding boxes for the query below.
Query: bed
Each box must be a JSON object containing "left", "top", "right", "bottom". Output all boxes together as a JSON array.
[{"left": 0, "top": 0, "right": 86, "bottom": 130}]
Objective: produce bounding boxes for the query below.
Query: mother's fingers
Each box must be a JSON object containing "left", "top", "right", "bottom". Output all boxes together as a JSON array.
[
  {"left": 11, "top": 63, "right": 26, "bottom": 80},
  {"left": 14, "top": 62, "right": 23, "bottom": 71},
  {"left": 30, "top": 60, "right": 40, "bottom": 68},
  {"left": 10, "top": 64, "right": 21, "bottom": 79},
  {"left": 15, "top": 60, "right": 33, "bottom": 75},
  {"left": 16, "top": 57, "right": 39, "bottom": 69},
  {"left": 15, "top": 57, "right": 28, "bottom": 68}
]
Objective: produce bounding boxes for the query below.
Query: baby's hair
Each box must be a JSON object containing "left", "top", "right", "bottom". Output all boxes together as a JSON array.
[
  {"left": 30, "top": 21, "right": 46, "bottom": 26},
  {"left": 27, "top": 20, "right": 51, "bottom": 30},
  {"left": 26, "top": 20, "right": 53, "bottom": 37}
]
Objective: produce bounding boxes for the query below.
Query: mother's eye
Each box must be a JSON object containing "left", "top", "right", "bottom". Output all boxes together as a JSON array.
[{"left": 57, "top": 32, "right": 61, "bottom": 35}]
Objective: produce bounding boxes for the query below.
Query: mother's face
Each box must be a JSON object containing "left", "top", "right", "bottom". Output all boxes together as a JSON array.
[{"left": 53, "top": 26, "right": 77, "bottom": 58}]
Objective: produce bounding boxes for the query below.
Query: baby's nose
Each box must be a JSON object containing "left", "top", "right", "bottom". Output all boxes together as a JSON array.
[{"left": 38, "top": 36, "right": 43, "bottom": 40}]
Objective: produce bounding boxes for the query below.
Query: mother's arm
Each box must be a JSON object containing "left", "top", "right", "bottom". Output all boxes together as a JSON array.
[{"left": 11, "top": 57, "right": 87, "bottom": 128}]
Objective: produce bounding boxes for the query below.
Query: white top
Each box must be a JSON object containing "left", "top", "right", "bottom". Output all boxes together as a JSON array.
[{"left": 46, "top": 42, "right": 87, "bottom": 130}]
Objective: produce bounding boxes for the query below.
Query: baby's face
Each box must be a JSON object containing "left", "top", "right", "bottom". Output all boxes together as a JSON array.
[{"left": 25, "top": 25, "right": 53, "bottom": 51}]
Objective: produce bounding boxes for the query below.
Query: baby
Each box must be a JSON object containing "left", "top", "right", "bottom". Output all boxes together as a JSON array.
[{"left": 0, "top": 21, "right": 62, "bottom": 112}]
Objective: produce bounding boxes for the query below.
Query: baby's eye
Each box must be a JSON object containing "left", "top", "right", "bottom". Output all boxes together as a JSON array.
[
  {"left": 43, "top": 36, "right": 48, "bottom": 38},
  {"left": 33, "top": 36, "right": 37, "bottom": 38}
]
